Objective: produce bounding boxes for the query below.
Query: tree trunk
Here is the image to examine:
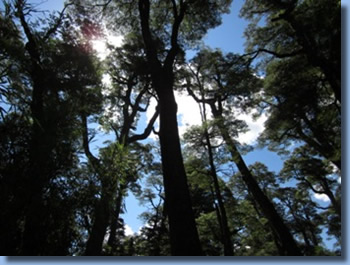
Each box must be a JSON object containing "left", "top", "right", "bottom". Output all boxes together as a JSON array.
[
  {"left": 207, "top": 147, "right": 234, "bottom": 256},
  {"left": 107, "top": 185, "right": 125, "bottom": 249},
  {"left": 200, "top": 100, "right": 233, "bottom": 255},
  {"left": 320, "top": 178, "right": 341, "bottom": 218},
  {"left": 21, "top": 74, "right": 55, "bottom": 255},
  {"left": 211, "top": 111, "right": 301, "bottom": 256},
  {"left": 85, "top": 195, "right": 111, "bottom": 255},
  {"left": 138, "top": 0, "right": 202, "bottom": 254},
  {"left": 155, "top": 81, "right": 202, "bottom": 255}
]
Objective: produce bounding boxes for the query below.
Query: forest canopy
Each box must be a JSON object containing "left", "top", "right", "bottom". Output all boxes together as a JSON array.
[{"left": 0, "top": 0, "right": 341, "bottom": 256}]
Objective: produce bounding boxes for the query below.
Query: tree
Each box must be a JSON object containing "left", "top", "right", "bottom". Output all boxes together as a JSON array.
[
  {"left": 238, "top": 1, "right": 341, "bottom": 174},
  {"left": 76, "top": 0, "right": 233, "bottom": 255},
  {"left": 257, "top": 56, "right": 341, "bottom": 171},
  {"left": 274, "top": 187, "right": 327, "bottom": 255},
  {"left": 0, "top": 0, "right": 105, "bottom": 255},
  {"left": 185, "top": 48, "right": 301, "bottom": 255},
  {"left": 0, "top": 0, "right": 340, "bottom": 256},
  {"left": 81, "top": 34, "right": 158, "bottom": 255},
  {"left": 134, "top": 170, "right": 171, "bottom": 256},
  {"left": 135, "top": 0, "right": 234, "bottom": 255},
  {"left": 281, "top": 146, "right": 341, "bottom": 218},
  {"left": 183, "top": 153, "right": 236, "bottom": 256},
  {"left": 228, "top": 169, "right": 280, "bottom": 256},
  {"left": 241, "top": 0, "right": 341, "bottom": 103},
  {"left": 183, "top": 108, "right": 234, "bottom": 255}
]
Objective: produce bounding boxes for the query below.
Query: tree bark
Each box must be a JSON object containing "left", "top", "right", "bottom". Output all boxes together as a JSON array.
[
  {"left": 20, "top": 27, "right": 55, "bottom": 257},
  {"left": 156, "top": 83, "right": 202, "bottom": 255},
  {"left": 210, "top": 107, "right": 301, "bottom": 256},
  {"left": 85, "top": 195, "right": 111, "bottom": 255},
  {"left": 200, "top": 100, "right": 233, "bottom": 255},
  {"left": 107, "top": 184, "right": 125, "bottom": 248},
  {"left": 138, "top": 0, "right": 202, "bottom": 255},
  {"left": 320, "top": 178, "right": 341, "bottom": 218},
  {"left": 207, "top": 145, "right": 234, "bottom": 256}
]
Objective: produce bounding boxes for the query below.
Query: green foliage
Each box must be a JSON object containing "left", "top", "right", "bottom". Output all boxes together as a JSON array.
[{"left": 0, "top": 0, "right": 341, "bottom": 256}]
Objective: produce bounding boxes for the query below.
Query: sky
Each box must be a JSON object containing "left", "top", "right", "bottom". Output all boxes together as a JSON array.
[{"left": 0, "top": 0, "right": 347, "bottom": 263}]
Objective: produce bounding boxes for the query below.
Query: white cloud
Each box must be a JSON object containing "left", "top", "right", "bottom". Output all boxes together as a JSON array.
[
  {"left": 145, "top": 91, "right": 268, "bottom": 145},
  {"left": 145, "top": 97, "right": 159, "bottom": 140},
  {"left": 175, "top": 91, "right": 203, "bottom": 137},
  {"left": 313, "top": 193, "right": 330, "bottom": 203},
  {"left": 124, "top": 224, "right": 134, "bottom": 236},
  {"left": 145, "top": 91, "right": 202, "bottom": 140},
  {"left": 235, "top": 111, "right": 268, "bottom": 145},
  {"left": 337, "top": 177, "right": 341, "bottom": 184}
]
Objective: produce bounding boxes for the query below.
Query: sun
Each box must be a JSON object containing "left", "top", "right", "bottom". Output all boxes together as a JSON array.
[
  {"left": 92, "top": 39, "right": 108, "bottom": 60},
  {"left": 91, "top": 34, "right": 124, "bottom": 60}
]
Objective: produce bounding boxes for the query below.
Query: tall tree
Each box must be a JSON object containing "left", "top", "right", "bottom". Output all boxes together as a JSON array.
[
  {"left": 185, "top": 48, "right": 301, "bottom": 255},
  {"left": 241, "top": 0, "right": 341, "bottom": 103},
  {"left": 239, "top": 0, "right": 341, "bottom": 172},
  {"left": 82, "top": 35, "right": 159, "bottom": 255},
  {"left": 77, "top": 0, "right": 233, "bottom": 255},
  {"left": 0, "top": 0, "right": 102, "bottom": 255},
  {"left": 183, "top": 106, "right": 234, "bottom": 255},
  {"left": 135, "top": 0, "right": 232, "bottom": 255},
  {"left": 257, "top": 56, "right": 341, "bottom": 171}
]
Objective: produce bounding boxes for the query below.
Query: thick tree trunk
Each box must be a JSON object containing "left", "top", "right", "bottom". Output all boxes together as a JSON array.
[
  {"left": 81, "top": 113, "right": 111, "bottom": 256},
  {"left": 212, "top": 112, "right": 301, "bottom": 256},
  {"left": 107, "top": 185, "right": 125, "bottom": 248},
  {"left": 85, "top": 195, "right": 111, "bottom": 255},
  {"left": 21, "top": 76, "right": 55, "bottom": 255},
  {"left": 156, "top": 82, "right": 202, "bottom": 255},
  {"left": 138, "top": 0, "right": 201, "bottom": 254}
]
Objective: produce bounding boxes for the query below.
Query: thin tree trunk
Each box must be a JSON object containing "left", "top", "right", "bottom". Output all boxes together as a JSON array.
[
  {"left": 320, "top": 179, "right": 341, "bottom": 218},
  {"left": 211, "top": 109, "right": 301, "bottom": 256},
  {"left": 81, "top": 113, "right": 111, "bottom": 256},
  {"left": 199, "top": 100, "right": 233, "bottom": 255}
]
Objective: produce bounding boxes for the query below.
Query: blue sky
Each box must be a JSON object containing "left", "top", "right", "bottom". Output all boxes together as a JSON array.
[{"left": 0, "top": 0, "right": 347, "bottom": 262}]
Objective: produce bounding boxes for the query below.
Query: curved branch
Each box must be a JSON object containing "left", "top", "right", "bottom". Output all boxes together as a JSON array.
[
  {"left": 127, "top": 105, "right": 159, "bottom": 143},
  {"left": 80, "top": 112, "right": 100, "bottom": 169}
]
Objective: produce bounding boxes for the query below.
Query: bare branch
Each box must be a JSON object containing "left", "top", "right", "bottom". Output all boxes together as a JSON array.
[
  {"left": 43, "top": 2, "right": 74, "bottom": 41},
  {"left": 127, "top": 105, "right": 159, "bottom": 143}
]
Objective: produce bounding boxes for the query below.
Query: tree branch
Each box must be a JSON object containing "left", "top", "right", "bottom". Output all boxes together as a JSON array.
[
  {"left": 138, "top": 0, "right": 161, "bottom": 69},
  {"left": 127, "top": 105, "right": 159, "bottom": 143},
  {"left": 302, "top": 177, "right": 325, "bottom": 194},
  {"left": 80, "top": 112, "right": 100, "bottom": 169},
  {"left": 16, "top": 0, "right": 40, "bottom": 63},
  {"left": 43, "top": 2, "right": 73, "bottom": 41},
  {"left": 164, "top": 0, "right": 187, "bottom": 70}
]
